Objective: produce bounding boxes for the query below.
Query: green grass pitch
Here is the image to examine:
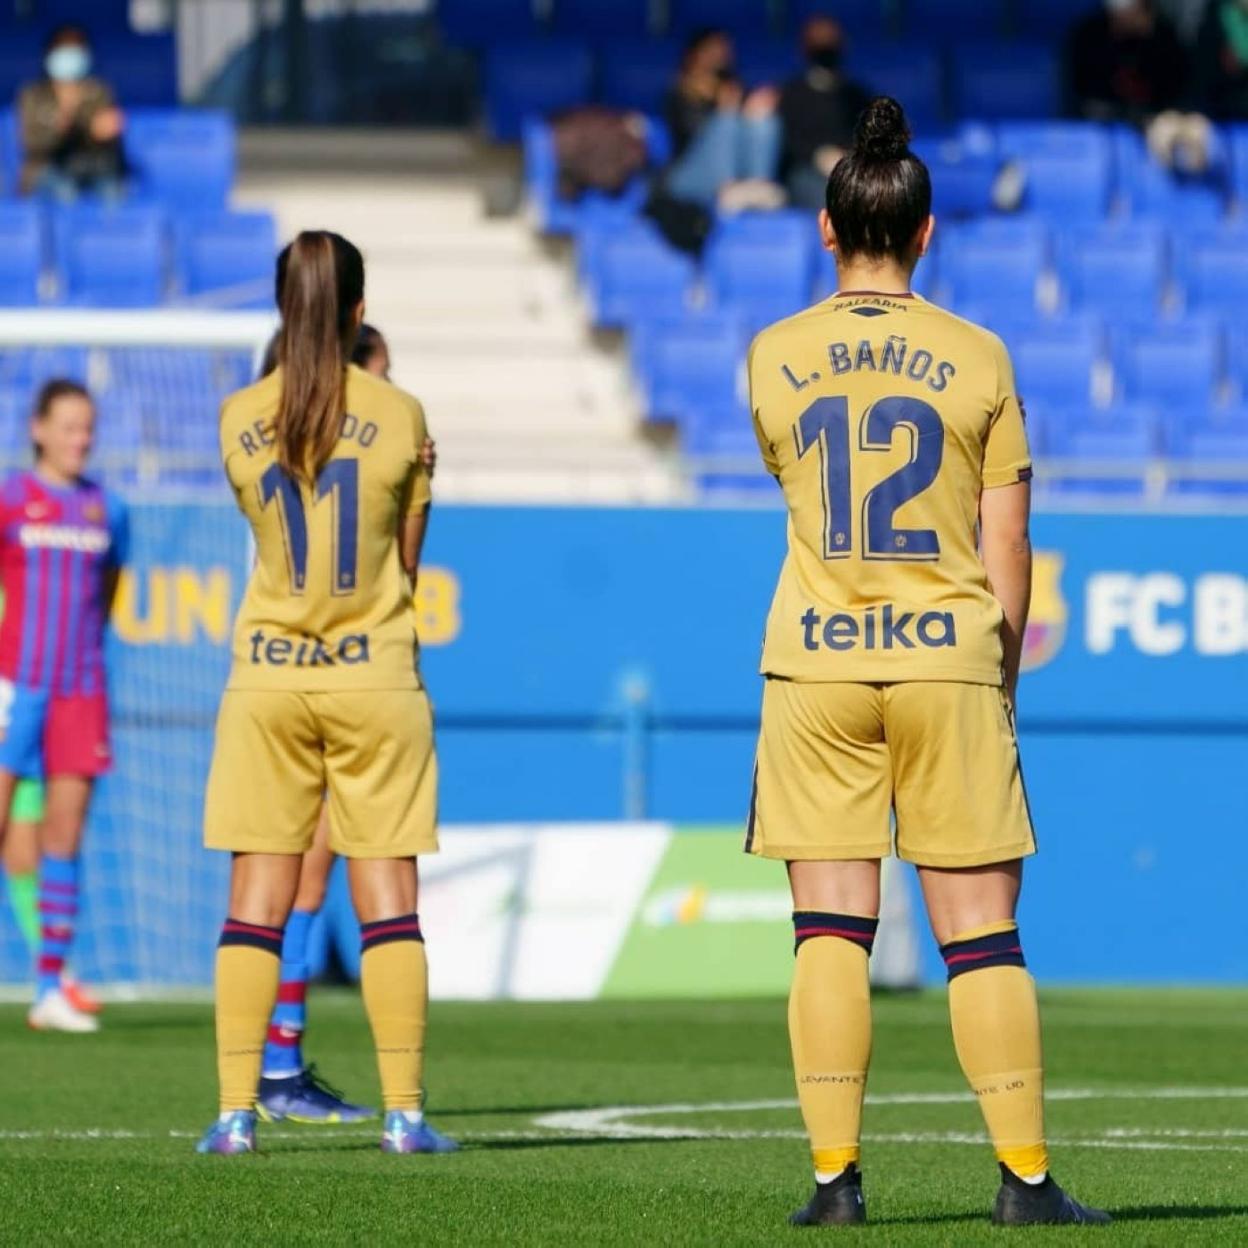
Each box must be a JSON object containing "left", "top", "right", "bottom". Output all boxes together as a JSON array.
[{"left": 1, "top": 990, "right": 1245, "bottom": 1245}]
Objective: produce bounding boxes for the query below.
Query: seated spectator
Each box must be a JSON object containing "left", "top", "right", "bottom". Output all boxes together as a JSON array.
[
  {"left": 778, "top": 16, "right": 872, "bottom": 212},
  {"left": 1195, "top": 0, "right": 1248, "bottom": 119},
  {"left": 662, "top": 29, "right": 784, "bottom": 212},
  {"left": 19, "top": 26, "right": 127, "bottom": 202},
  {"left": 1068, "top": 0, "right": 1213, "bottom": 172}
]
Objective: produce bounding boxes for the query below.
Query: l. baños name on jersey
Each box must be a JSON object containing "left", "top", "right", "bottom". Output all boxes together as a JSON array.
[{"left": 801, "top": 604, "right": 957, "bottom": 652}]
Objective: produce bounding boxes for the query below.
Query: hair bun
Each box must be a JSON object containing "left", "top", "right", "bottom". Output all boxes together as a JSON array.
[{"left": 854, "top": 96, "right": 911, "bottom": 162}]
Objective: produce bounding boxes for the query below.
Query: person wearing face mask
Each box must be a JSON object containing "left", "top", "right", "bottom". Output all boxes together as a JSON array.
[
  {"left": 662, "top": 28, "right": 785, "bottom": 213},
  {"left": 1195, "top": 0, "right": 1248, "bottom": 118},
  {"left": 18, "top": 26, "right": 127, "bottom": 201},
  {"left": 778, "top": 16, "right": 872, "bottom": 212}
]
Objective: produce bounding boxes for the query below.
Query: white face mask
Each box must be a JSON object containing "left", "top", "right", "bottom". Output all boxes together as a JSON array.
[{"left": 45, "top": 45, "right": 91, "bottom": 83}]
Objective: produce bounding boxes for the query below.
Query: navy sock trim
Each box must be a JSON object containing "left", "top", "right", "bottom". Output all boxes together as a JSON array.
[
  {"left": 361, "top": 912, "right": 423, "bottom": 953},
  {"left": 219, "top": 918, "right": 283, "bottom": 956},
  {"left": 940, "top": 927, "right": 1026, "bottom": 981},
  {"left": 793, "top": 911, "right": 878, "bottom": 955}
]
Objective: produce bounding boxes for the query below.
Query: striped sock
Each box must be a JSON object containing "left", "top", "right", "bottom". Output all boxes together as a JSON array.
[
  {"left": 262, "top": 908, "right": 314, "bottom": 1078},
  {"left": 36, "top": 855, "right": 79, "bottom": 1002},
  {"left": 216, "top": 918, "right": 284, "bottom": 1113},
  {"left": 360, "top": 914, "right": 427, "bottom": 1114}
]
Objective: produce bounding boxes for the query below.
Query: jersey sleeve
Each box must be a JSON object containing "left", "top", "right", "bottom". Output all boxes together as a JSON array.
[
  {"left": 404, "top": 396, "right": 432, "bottom": 514},
  {"left": 747, "top": 338, "right": 781, "bottom": 478},
  {"left": 105, "top": 493, "right": 130, "bottom": 568},
  {"left": 982, "top": 337, "right": 1033, "bottom": 490}
]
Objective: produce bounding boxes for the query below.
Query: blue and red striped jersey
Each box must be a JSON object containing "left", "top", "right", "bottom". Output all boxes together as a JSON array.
[{"left": 0, "top": 472, "right": 129, "bottom": 694}]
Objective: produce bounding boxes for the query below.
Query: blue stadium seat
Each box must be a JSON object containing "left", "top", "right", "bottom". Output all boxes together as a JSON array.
[
  {"left": 1229, "top": 125, "right": 1248, "bottom": 208},
  {"left": 1113, "top": 319, "right": 1223, "bottom": 407},
  {"left": 484, "top": 41, "right": 594, "bottom": 142},
  {"left": 1176, "top": 227, "right": 1248, "bottom": 316},
  {"left": 126, "top": 110, "right": 235, "bottom": 211},
  {"left": 1016, "top": 0, "right": 1100, "bottom": 39},
  {"left": 93, "top": 34, "right": 179, "bottom": 108},
  {"left": 600, "top": 40, "right": 680, "bottom": 112},
  {"left": 1045, "top": 404, "right": 1159, "bottom": 497},
  {"left": 1165, "top": 410, "right": 1248, "bottom": 497},
  {"left": 789, "top": 0, "right": 891, "bottom": 40},
  {"left": 0, "top": 106, "right": 20, "bottom": 196},
  {"left": 573, "top": 190, "right": 651, "bottom": 276},
  {"left": 0, "top": 33, "right": 40, "bottom": 105},
  {"left": 176, "top": 212, "right": 277, "bottom": 309},
  {"left": 911, "top": 135, "right": 998, "bottom": 219},
  {"left": 93, "top": 391, "right": 145, "bottom": 456},
  {"left": 941, "top": 218, "right": 1048, "bottom": 314},
  {"left": 0, "top": 385, "right": 30, "bottom": 448},
  {"left": 553, "top": 0, "right": 651, "bottom": 39},
  {"left": 951, "top": 44, "right": 1059, "bottom": 121},
  {"left": 669, "top": 0, "right": 774, "bottom": 38},
  {"left": 632, "top": 314, "right": 746, "bottom": 425},
  {"left": 1057, "top": 222, "right": 1167, "bottom": 316},
  {"left": 0, "top": 200, "right": 42, "bottom": 306},
  {"left": 57, "top": 203, "right": 167, "bottom": 307},
  {"left": 0, "top": 346, "right": 89, "bottom": 390},
  {"left": 996, "top": 124, "right": 1112, "bottom": 221},
  {"left": 705, "top": 212, "right": 816, "bottom": 332},
  {"left": 1013, "top": 320, "right": 1102, "bottom": 407},
  {"left": 1114, "top": 128, "right": 1228, "bottom": 225},
  {"left": 906, "top": 0, "right": 1006, "bottom": 38},
  {"left": 845, "top": 43, "right": 945, "bottom": 134},
  {"left": 586, "top": 223, "right": 697, "bottom": 329},
  {"left": 438, "top": 0, "right": 543, "bottom": 47},
  {"left": 736, "top": 42, "right": 802, "bottom": 91}
]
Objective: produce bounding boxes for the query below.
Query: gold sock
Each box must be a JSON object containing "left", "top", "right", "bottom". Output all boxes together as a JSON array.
[
  {"left": 215, "top": 920, "right": 284, "bottom": 1113},
  {"left": 789, "top": 913, "right": 877, "bottom": 1174},
  {"left": 943, "top": 921, "right": 1048, "bottom": 1178},
  {"left": 360, "top": 914, "right": 428, "bottom": 1113}
]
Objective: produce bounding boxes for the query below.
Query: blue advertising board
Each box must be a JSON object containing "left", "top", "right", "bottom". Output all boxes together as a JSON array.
[{"left": 0, "top": 502, "right": 1243, "bottom": 985}]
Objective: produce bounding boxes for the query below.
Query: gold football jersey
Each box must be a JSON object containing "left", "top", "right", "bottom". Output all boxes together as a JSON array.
[
  {"left": 219, "top": 364, "right": 432, "bottom": 691},
  {"left": 749, "top": 292, "right": 1031, "bottom": 685}
]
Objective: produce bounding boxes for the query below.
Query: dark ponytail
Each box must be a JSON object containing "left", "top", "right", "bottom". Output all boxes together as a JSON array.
[
  {"left": 825, "top": 97, "right": 931, "bottom": 262},
  {"left": 273, "top": 230, "right": 365, "bottom": 483}
]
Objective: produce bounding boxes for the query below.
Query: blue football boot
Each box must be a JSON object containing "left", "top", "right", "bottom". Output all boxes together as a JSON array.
[
  {"left": 380, "top": 1110, "right": 460, "bottom": 1155},
  {"left": 256, "top": 1064, "right": 376, "bottom": 1124},
  {"left": 196, "top": 1110, "right": 256, "bottom": 1155}
]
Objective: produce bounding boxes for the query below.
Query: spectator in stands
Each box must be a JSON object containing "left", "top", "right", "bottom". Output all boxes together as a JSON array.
[
  {"left": 1068, "top": 1, "right": 1213, "bottom": 173},
  {"left": 662, "top": 29, "right": 784, "bottom": 213},
  {"left": 1195, "top": 0, "right": 1248, "bottom": 118},
  {"left": 18, "top": 26, "right": 127, "bottom": 201},
  {"left": 778, "top": 16, "right": 872, "bottom": 212}
]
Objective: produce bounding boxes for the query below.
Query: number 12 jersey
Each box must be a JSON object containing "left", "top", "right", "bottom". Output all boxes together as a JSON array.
[
  {"left": 748, "top": 291, "right": 1031, "bottom": 686},
  {"left": 219, "top": 364, "right": 432, "bottom": 692}
]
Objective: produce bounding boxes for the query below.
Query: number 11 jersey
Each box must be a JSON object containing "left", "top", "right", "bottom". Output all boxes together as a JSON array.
[
  {"left": 748, "top": 291, "right": 1031, "bottom": 686},
  {"left": 219, "top": 364, "right": 432, "bottom": 691}
]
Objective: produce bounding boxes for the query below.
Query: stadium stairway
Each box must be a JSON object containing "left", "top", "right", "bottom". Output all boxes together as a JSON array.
[{"left": 234, "top": 129, "right": 682, "bottom": 503}]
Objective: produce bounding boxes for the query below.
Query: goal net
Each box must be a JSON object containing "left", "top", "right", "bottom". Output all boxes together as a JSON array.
[{"left": 0, "top": 309, "right": 272, "bottom": 992}]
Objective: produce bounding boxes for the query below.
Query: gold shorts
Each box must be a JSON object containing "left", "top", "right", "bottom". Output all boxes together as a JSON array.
[
  {"left": 204, "top": 688, "right": 439, "bottom": 859},
  {"left": 746, "top": 679, "right": 1035, "bottom": 868}
]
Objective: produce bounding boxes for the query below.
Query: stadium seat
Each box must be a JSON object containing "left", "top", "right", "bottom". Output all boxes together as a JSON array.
[
  {"left": 1229, "top": 125, "right": 1248, "bottom": 208},
  {"left": 1175, "top": 227, "right": 1248, "bottom": 316},
  {"left": 941, "top": 218, "right": 1049, "bottom": 314},
  {"left": 632, "top": 314, "right": 746, "bottom": 425},
  {"left": 1164, "top": 410, "right": 1248, "bottom": 496},
  {"left": 668, "top": 0, "right": 774, "bottom": 38},
  {"left": 845, "top": 43, "right": 945, "bottom": 134},
  {"left": 0, "top": 346, "right": 89, "bottom": 390},
  {"left": 735, "top": 42, "right": 802, "bottom": 91},
  {"left": 1045, "top": 404, "right": 1160, "bottom": 496},
  {"left": 905, "top": 0, "right": 1007, "bottom": 39},
  {"left": 176, "top": 212, "right": 278, "bottom": 309},
  {"left": 1016, "top": 0, "right": 1100, "bottom": 39},
  {"left": 1113, "top": 318, "right": 1223, "bottom": 408},
  {"left": 93, "top": 391, "right": 146, "bottom": 456},
  {"left": 93, "top": 34, "right": 179, "bottom": 108},
  {"left": 573, "top": 190, "right": 652, "bottom": 277},
  {"left": 1013, "top": 320, "right": 1102, "bottom": 407},
  {"left": 788, "top": 0, "right": 891, "bottom": 40},
  {"left": 552, "top": 0, "right": 651, "bottom": 39},
  {"left": 0, "top": 200, "right": 42, "bottom": 306},
  {"left": 0, "top": 33, "right": 40, "bottom": 105},
  {"left": 996, "top": 124, "right": 1112, "bottom": 221},
  {"left": 438, "top": 0, "right": 543, "bottom": 47},
  {"left": 483, "top": 41, "right": 594, "bottom": 142},
  {"left": 1057, "top": 222, "right": 1168, "bottom": 316},
  {"left": 705, "top": 213, "right": 816, "bottom": 332},
  {"left": 911, "top": 136, "right": 998, "bottom": 220},
  {"left": 600, "top": 40, "right": 680, "bottom": 113},
  {"left": 586, "top": 223, "right": 697, "bottom": 329},
  {"left": 951, "top": 44, "right": 1060, "bottom": 121},
  {"left": 0, "top": 106, "right": 20, "bottom": 196},
  {"left": 125, "top": 110, "right": 235, "bottom": 211},
  {"left": 1114, "top": 127, "right": 1228, "bottom": 225},
  {"left": 57, "top": 203, "right": 167, "bottom": 307}
]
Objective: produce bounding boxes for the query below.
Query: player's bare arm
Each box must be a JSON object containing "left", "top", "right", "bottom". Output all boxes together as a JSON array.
[{"left": 980, "top": 479, "right": 1032, "bottom": 706}]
